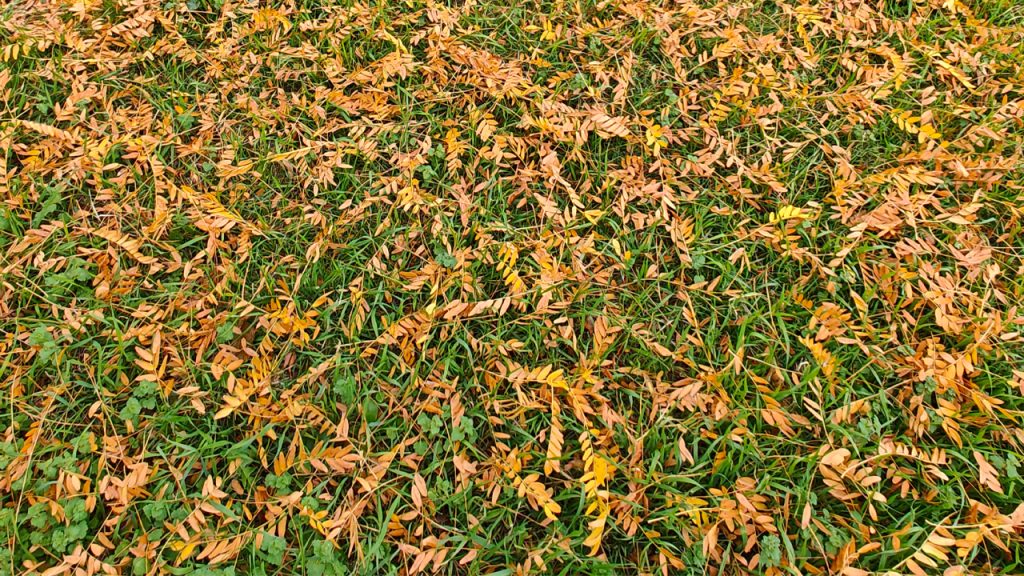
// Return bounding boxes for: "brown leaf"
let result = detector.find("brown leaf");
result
[974,451,1003,494]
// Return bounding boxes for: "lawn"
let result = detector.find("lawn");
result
[2,0,1023,574]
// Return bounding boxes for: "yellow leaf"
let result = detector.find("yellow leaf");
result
[645,124,667,155]
[583,210,604,225]
[546,369,568,390]
[171,540,198,563]
[769,205,812,224]
[936,60,975,90]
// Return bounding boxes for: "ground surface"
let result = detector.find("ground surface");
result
[2,0,1024,574]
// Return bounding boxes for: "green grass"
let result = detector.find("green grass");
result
[1,0,1023,574]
